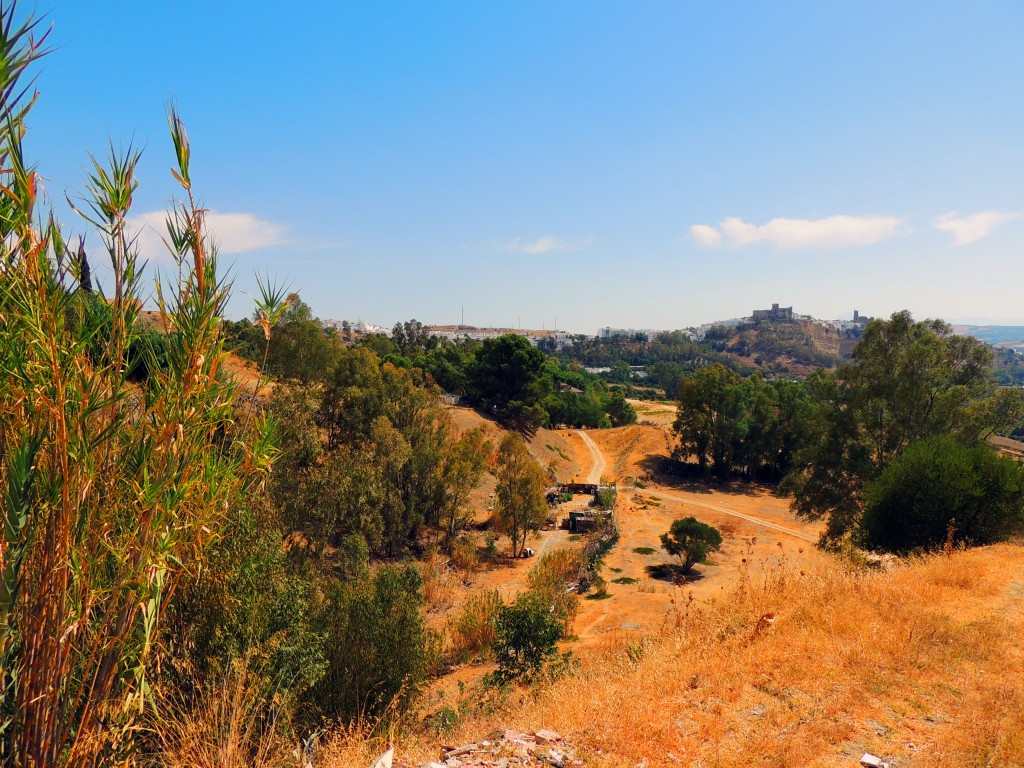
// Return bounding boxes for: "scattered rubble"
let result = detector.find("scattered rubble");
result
[381,728,586,768]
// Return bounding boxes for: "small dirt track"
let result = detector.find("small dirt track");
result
[644,489,817,543]
[578,428,817,544]
[576,430,606,485]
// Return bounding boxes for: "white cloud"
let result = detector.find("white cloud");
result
[688,224,722,247]
[932,210,1021,246]
[126,209,287,261]
[504,235,594,255]
[690,214,906,251]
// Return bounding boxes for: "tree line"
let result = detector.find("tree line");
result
[224,314,638,430]
[672,311,1024,551]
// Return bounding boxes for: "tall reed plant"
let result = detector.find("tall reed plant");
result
[0,4,275,764]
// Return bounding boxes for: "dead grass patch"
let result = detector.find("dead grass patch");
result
[444,544,1024,767]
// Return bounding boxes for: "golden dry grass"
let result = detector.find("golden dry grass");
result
[163,545,1024,767]
[436,543,1024,767]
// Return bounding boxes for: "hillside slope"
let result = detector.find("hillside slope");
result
[447,543,1024,766]
[707,318,848,375]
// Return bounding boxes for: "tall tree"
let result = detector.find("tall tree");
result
[494,433,548,557]
[439,427,490,550]
[784,311,1023,544]
[674,364,746,478]
[469,334,551,428]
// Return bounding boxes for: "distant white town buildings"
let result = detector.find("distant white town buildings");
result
[425,326,570,348]
[597,327,657,341]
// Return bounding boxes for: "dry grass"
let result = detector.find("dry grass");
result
[420,554,456,612]
[439,543,1024,767]
[446,587,503,662]
[156,662,290,768]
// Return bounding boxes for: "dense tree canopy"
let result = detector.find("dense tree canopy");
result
[673,366,812,481]
[783,311,1024,544]
[860,436,1024,553]
[468,334,552,428]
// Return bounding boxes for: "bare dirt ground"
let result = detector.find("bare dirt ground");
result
[990,434,1024,460]
[627,398,677,428]
[423,413,824,713]
[566,425,823,650]
[221,351,271,399]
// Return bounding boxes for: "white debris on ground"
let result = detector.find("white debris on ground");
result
[381,728,586,767]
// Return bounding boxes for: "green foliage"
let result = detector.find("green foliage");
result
[660,517,723,573]
[266,298,343,384]
[860,436,1024,553]
[126,328,172,382]
[491,592,564,684]
[671,366,815,481]
[0,25,275,761]
[438,427,491,550]
[607,390,637,426]
[494,433,550,557]
[306,566,428,724]
[594,487,617,510]
[673,366,811,481]
[784,311,1019,544]
[544,386,610,428]
[271,351,468,557]
[164,494,326,702]
[468,334,551,428]
[553,332,751,397]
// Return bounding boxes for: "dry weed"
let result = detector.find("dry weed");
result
[445,544,1024,767]
[155,661,289,768]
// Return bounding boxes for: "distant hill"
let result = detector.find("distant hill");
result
[953,325,1024,353]
[703,317,852,376]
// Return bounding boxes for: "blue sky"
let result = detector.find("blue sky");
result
[26,1,1024,332]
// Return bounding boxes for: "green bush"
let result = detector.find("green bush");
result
[165,494,326,703]
[861,436,1024,553]
[594,487,617,510]
[660,517,723,573]
[305,566,428,723]
[491,592,563,684]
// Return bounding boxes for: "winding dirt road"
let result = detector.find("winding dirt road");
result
[576,430,606,485]
[644,489,817,543]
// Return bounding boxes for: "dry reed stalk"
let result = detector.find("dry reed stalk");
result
[0,10,276,762]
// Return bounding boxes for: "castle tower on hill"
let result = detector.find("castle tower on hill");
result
[751,303,793,321]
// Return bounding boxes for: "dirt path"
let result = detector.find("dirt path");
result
[576,430,605,484]
[645,489,818,543]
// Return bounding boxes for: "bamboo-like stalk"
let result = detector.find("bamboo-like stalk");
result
[0,5,275,765]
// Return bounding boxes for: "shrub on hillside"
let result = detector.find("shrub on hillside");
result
[660,517,723,573]
[490,592,564,684]
[305,566,428,724]
[447,588,503,662]
[860,436,1024,553]
[528,548,584,630]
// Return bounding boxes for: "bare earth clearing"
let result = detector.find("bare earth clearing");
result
[369,408,1024,767]
[422,408,824,699]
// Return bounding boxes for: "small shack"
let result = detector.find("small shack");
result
[566,509,612,533]
[559,482,599,496]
